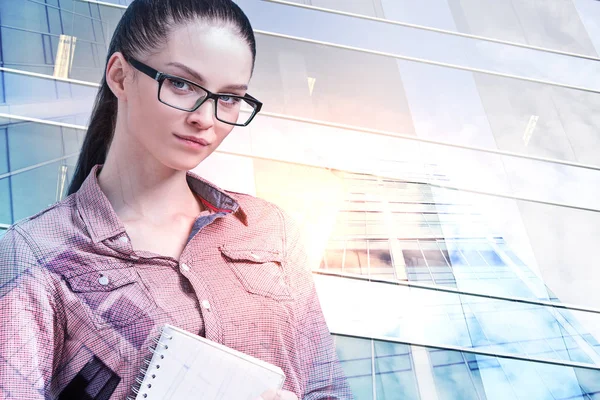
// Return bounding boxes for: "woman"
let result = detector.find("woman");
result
[0,0,351,399]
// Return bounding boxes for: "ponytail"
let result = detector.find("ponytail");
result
[67,77,117,195]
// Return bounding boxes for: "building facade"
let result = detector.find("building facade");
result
[1,0,600,398]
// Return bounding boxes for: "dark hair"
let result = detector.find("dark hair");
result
[68,0,256,195]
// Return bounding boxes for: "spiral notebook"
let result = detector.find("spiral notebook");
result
[131,324,286,399]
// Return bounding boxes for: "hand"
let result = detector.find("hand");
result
[256,389,299,400]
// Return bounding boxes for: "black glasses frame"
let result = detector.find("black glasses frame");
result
[127,57,262,127]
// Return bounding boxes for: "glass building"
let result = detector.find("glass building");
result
[1,0,600,398]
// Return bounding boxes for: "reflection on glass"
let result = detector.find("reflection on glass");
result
[334,335,420,399]
[0,179,12,226]
[9,160,75,222]
[317,274,600,367]
[0,128,8,175]
[373,340,420,399]
[334,334,600,400]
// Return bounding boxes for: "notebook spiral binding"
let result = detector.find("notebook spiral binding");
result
[126,326,174,400]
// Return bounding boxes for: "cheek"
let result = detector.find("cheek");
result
[126,79,174,133]
[129,96,177,136]
[214,124,235,144]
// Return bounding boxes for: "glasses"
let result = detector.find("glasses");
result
[127,58,262,126]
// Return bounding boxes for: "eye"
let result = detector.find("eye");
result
[219,95,242,106]
[166,78,192,92]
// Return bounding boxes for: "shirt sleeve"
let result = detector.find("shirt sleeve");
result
[0,227,64,399]
[278,209,354,400]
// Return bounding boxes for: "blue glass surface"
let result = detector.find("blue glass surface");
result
[479,250,504,267]
[317,274,600,367]
[1,71,97,108]
[7,121,65,171]
[335,335,374,399]
[10,161,64,221]
[0,177,12,225]
[0,127,8,174]
[447,250,468,266]
[373,341,420,399]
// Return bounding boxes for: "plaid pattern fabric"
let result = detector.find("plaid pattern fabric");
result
[0,165,352,399]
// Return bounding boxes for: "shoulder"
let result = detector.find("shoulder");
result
[11,194,77,228]
[1,194,80,257]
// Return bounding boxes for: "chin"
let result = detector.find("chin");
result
[164,156,208,172]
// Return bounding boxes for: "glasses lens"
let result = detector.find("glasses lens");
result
[215,96,258,125]
[159,77,208,110]
[159,76,259,125]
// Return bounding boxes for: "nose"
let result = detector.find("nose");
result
[186,98,216,129]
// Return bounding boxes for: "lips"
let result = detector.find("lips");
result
[174,134,210,146]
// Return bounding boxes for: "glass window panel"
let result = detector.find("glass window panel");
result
[421,250,448,267]
[345,240,368,270]
[61,3,102,43]
[316,275,600,365]
[429,266,452,274]
[10,162,64,221]
[1,27,51,75]
[244,0,600,102]
[373,341,420,399]
[430,359,481,399]
[368,241,392,268]
[2,71,97,108]
[333,335,373,400]
[402,249,427,268]
[574,0,600,55]
[0,178,13,225]
[0,70,4,104]
[323,249,344,269]
[0,1,51,33]
[460,249,487,267]
[0,128,8,175]
[432,273,455,281]
[7,122,64,171]
[408,273,433,282]
[494,242,527,267]
[62,127,83,155]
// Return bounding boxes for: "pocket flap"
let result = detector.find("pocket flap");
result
[219,246,292,301]
[219,246,283,264]
[66,268,137,293]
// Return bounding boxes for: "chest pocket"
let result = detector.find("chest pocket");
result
[65,266,156,329]
[219,246,294,302]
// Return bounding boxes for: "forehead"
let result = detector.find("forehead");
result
[154,22,253,89]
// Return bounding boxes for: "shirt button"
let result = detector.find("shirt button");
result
[201,300,211,310]
[119,236,129,243]
[98,275,110,286]
[181,263,190,272]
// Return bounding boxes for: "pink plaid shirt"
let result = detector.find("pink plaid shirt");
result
[0,165,352,399]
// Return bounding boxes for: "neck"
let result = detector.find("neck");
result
[98,132,202,224]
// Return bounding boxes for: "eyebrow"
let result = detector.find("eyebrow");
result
[165,62,248,92]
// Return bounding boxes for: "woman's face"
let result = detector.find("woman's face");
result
[122,22,254,171]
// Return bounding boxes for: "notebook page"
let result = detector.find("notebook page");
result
[136,324,285,400]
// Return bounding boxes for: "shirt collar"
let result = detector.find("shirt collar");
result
[76,165,248,243]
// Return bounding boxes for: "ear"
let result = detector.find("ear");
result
[105,52,130,100]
